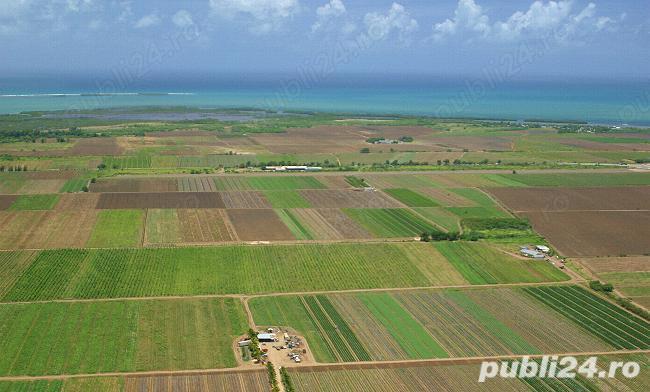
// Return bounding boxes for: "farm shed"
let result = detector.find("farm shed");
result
[520,249,545,259]
[257,333,277,342]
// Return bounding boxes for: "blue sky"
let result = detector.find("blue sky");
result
[1,0,649,80]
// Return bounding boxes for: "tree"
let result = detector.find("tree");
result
[359,147,370,153]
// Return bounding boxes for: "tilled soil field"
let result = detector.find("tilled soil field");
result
[0,210,97,249]
[55,193,100,210]
[91,178,179,192]
[177,209,238,242]
[177,177,218,192]
[97,192,225,209]
[487,186,650,212]
[68,137,124,155]
[521,210,650,257]
[292,208,373,240]
[220,191,272,209]
[578,256,650,273]
[123,370,269,392]
[226,209,294,241]
[0,195,17,210]
[299,189,401,208]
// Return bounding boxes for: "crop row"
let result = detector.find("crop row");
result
[523,286,650,349]
[344,208,436,237]
[301,296,370,362]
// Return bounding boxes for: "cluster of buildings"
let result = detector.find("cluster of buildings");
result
[263,166,322,172]
[519,245,550,259]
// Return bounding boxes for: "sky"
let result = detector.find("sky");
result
[1,0,649,81]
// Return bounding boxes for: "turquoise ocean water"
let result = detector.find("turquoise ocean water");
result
[0,75,648,125]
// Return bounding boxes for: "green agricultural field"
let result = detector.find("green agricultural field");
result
[263,190,311,208]
[492,172,650,187]
[1,243,479,301]
[8,194,60,210]
[523,285,650,350]
[276,209,314,240]
[344,208,437,237]
[59,178,89,193]
[103,155,152,169]
[357,292,448,359]
[145,209,182,244]
[0,298,247,376]
[87,209,144,248]
[344,176,369,188]
[384,188,439,207]
[434,242,569,284]
[213,176,325,190]
[411,207,460,232]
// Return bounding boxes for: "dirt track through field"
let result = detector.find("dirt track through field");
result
[0,349,646,382]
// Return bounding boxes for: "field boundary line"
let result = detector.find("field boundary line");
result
[0,349,646,382]
[0,281,583,306]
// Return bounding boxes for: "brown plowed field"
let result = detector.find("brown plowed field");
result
[578,256,650,273]
[252,126,367,153]
[521,210,650,257]
[226,209,294,241]
[299,208,373,239]
[124,370,269,392]
[299,189,401,208]
[487,186,650,212]
[178,209,238,242]
[317,176,354,189]
[68,137,123,155]
[177,177,218,192]
[97,192,225,209]
[55,193,100,210]
[0,210,97,249]
[0,195,17,210]
[91,178,179,192]
[220,191,271,209]
[419,188,475,206]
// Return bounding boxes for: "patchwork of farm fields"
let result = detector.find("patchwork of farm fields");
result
[251,285,639,362]
[578,256,650,309]
[0,242,566,301]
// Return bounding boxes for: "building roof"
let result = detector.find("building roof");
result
[257,333,276,340]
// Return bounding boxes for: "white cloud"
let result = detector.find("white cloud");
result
[312,0,352,33]
[433,0,490,40]
[433,0,617,43]
[364,2,418,42]
[66,0,94,13]
[172,9,194,28]
[134,13,161,29]
[0,0,34,34]
[209,0,300,33]
[117,1,133,23]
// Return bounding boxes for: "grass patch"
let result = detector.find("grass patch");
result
[59,178,88,193]
[344,208,438,238]
[412,207,460,232]
[8,194,59,210]
[384,188,439,207]
[247,176,325,190]
[344,176,369,188]
[87,209,144,248]
[263,190,311,208]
